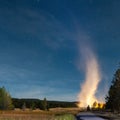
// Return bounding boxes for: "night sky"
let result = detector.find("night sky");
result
[0,0,120,101]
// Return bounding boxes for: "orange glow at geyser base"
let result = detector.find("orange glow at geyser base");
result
[77,47,102,108]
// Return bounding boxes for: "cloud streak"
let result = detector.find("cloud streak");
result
[0,5,73,50]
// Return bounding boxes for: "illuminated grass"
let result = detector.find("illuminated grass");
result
[55,114,76,120]
[0,108,79,120]
[0,115,54,120]
[0,111,55,120]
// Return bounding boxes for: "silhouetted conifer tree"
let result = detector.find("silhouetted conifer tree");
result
[0,87,14,110]
[106,67,120,112]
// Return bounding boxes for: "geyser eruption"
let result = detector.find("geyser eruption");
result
[77,47,101,108]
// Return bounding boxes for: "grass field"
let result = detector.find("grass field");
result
[55,114,76,120]
[0,108,79,120]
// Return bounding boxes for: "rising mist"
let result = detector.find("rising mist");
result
[77,47,101,107]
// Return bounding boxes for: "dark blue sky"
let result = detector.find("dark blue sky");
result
[0,0,120,101]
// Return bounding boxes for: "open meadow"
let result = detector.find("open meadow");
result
[0,108,80,120]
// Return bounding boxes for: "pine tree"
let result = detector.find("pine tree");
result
[106,68,120,112]
[42,98,48,110]
[92,101,97,109]
[30,102,35,110]
[0,87,14,110]
[22,102,26,111]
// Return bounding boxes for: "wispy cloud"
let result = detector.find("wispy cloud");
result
[0,64,34,83]
[0,5,74,50]
[0,63,77,100]
[12,85,54,99]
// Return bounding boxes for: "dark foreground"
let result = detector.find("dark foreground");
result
[76,112,106,120]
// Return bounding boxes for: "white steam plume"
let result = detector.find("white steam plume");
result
[77,47,101,108]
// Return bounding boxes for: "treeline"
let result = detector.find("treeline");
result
[12,98,77,110]
[0,86,77,110]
